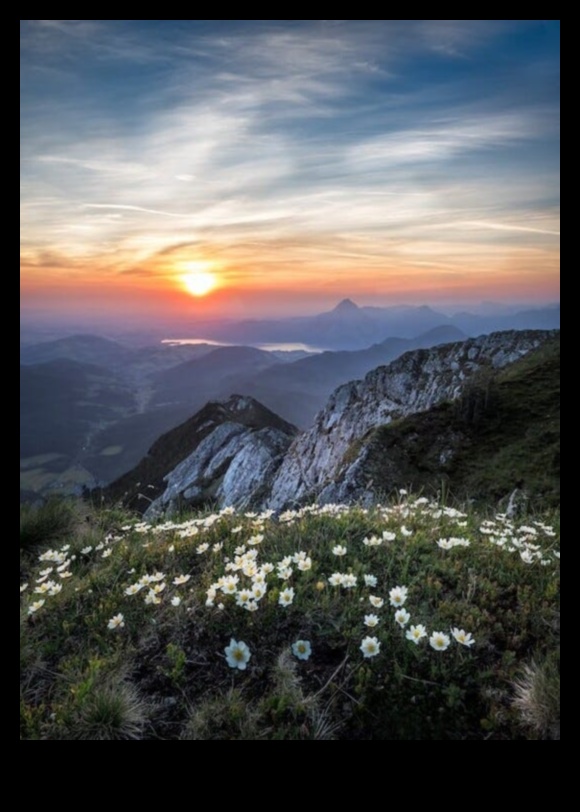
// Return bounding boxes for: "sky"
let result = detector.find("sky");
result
[20,20,560,323]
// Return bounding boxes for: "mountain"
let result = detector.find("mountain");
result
[20,333,223,376]
[194,301,453,350]
[332,298,359,314]
[268,329,557,510]
[20,334,132,368]
[451,304,560,336]
[19,340,285,496]
[316,335,560,507]
[105,329,557,516]
[152,346,278,409]
[182,300,559,351]
[235,325,467,428]
[103,395,298,514]
[20,359,134,494]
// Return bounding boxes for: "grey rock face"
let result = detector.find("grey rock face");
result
[266,330,555,509]
[144,422,292,518]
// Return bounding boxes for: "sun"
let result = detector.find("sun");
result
[180,262,219,297]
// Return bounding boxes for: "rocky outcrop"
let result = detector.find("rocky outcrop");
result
[266,330,557,509]
[104,394,297,515]
[107,330,557,517]
[144,421,292,517]
[130,395,297,517]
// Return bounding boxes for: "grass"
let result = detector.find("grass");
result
[20,497,81,553]
[362,336,560,508]
[20,496,560,740]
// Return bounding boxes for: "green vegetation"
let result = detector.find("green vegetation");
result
[363,336,560,507]
[20,497,81,553]
[20,496,560,740]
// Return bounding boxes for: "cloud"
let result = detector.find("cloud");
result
[462,221,560,237]
[82,204,187,219]
[20,21,560,306]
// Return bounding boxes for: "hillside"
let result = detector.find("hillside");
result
[269,330,558,509]
[20,497,560,740]
[357,335,560,507]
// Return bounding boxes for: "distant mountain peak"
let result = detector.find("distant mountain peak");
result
[332,298,359,313]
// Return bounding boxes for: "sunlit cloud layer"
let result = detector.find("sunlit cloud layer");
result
[20,20,560,319]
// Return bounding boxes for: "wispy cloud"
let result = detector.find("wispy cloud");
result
[82,204,187,219]
[20,21,560,312]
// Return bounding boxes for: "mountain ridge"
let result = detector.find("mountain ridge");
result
[103,329,558,515]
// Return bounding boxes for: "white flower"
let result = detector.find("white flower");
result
[342,574,357,589]
[224,639,251,670]
[364,614,380,628]
[173,574,191,586]
[394,608,411,627]
[360,636,381,658]
[125,583,143,596]
[329,573,345,586]
[389,585,408,607]
[364,574,378,587]
[107,613,125,630]
[369,595,384,608]
[292,640,312,660]
[451,628,475,647]
[382,531,396,542]
[248,534,264,546]
[28,599,45,615]
[252,583,267,600]
[235,589,253,607]
[406,624,427,644]
[297,557,312,571]
[80,546,93,555]
[144,590,161,605]
[20,583,28,594]
[170,596,182,607]
[101,548,113,558]
[363,535,382,547]
[332,545,347,556]
[429,631,451,651]
[277,567,293,581]
[278,587,295,607]
[47,583,63,596]
[221,576,239,594]
[401,526,413,537]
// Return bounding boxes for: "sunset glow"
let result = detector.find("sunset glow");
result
[180,263,219,297]
[182,272,218,297]
[20,20,560,325]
